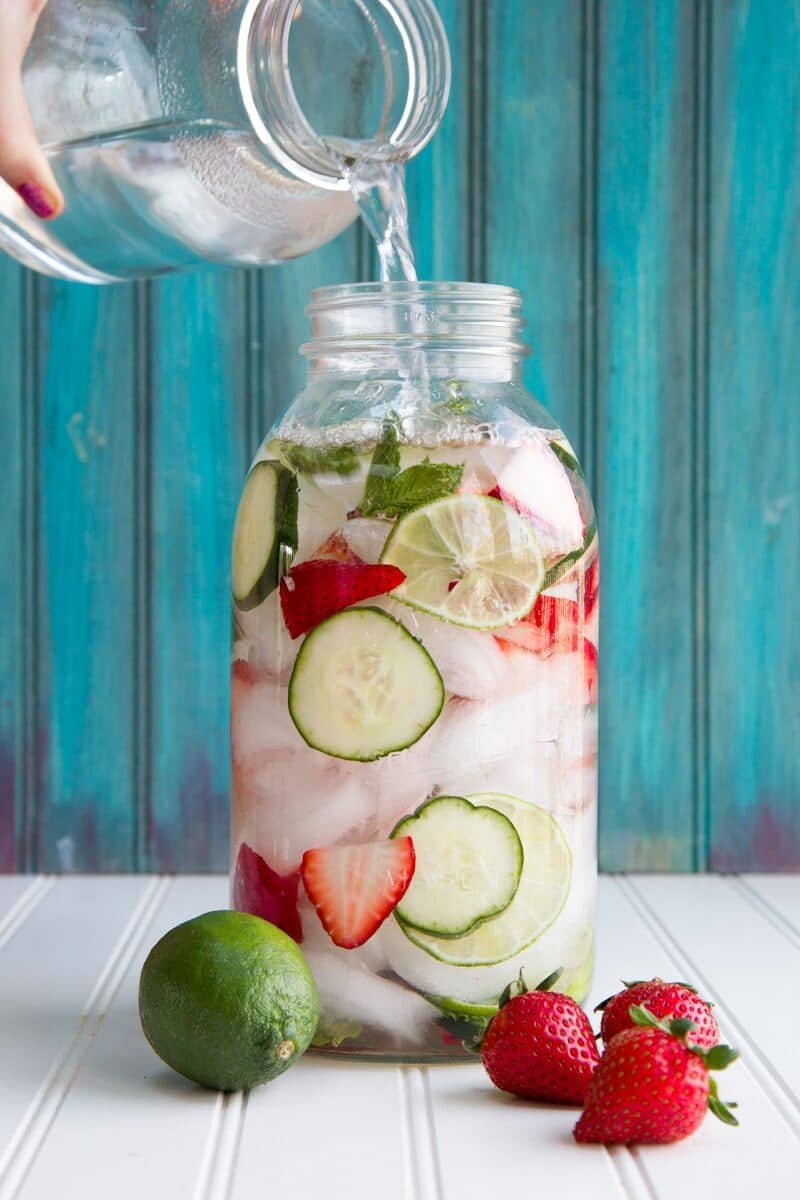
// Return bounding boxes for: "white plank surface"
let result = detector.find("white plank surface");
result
[0,874,796,1200]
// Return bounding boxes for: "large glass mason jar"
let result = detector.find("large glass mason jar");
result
[231,283,598,1060]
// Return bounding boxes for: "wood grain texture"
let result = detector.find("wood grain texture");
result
[405,0,472,281]
[0,263,23,870]
[0,1,798,873]
[148,272,250,872]
[594,0,699,870]
[484,0,586,449]
[705,0,800,870]
[4,876,800,1197]
[33,282,138,871]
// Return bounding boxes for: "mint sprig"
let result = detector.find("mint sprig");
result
[277,440,359,477]
[311,1015,362,1048]
[361,422,464,518]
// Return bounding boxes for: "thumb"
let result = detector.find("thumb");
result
[0,0,64,219]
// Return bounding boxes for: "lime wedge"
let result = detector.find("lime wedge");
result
[398,792,572,967]
[380,495,545,630]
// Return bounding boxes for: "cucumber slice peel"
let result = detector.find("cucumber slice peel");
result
[288,607,444,762]
[232,461,298,610]
[392,795,523,937]
[398,792,572,967]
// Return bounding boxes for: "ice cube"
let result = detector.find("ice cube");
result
[303,949,434,1047]
[342,517,392,563]
[231,668,303,763]
[299,894,389,972]
[483,437,584,558]
[376,598,509,701]
[295,477,346,562]
[235,591,299,681]
[233,750,377,873]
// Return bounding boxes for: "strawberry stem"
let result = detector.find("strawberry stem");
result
[630,1003,740,1124]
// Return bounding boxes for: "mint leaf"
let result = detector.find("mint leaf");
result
[362,421,402,515]
[311,1015,362,1048]
[361,422,464,518]
[370,459,464,518]
[277,441,359,476]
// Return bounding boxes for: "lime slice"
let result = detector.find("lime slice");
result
[380,495,545,630]
[398,792,572,966]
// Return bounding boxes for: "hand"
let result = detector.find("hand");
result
[0,0,63,218]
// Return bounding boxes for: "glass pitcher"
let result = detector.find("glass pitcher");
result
[230,282,599,1059]
[0,0,449,284]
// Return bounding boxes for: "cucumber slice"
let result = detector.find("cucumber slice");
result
[288,607,444,761]
[398,792,572,967]
[392,796,523,937]
[232,461,298,611]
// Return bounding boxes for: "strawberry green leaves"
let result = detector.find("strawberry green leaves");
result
[361,421,463,518]
[629,1003,739,1126]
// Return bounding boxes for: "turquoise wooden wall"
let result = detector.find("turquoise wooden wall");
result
[1,0,798,873]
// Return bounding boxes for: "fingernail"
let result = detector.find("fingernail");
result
[17,182,57,220]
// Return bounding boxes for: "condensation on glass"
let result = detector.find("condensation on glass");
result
[0,0,449,282]
[230,282,599,1060]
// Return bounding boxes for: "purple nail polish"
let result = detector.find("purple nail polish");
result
[17,182,56,220]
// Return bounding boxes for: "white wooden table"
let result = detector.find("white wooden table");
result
[0,875,798,1199]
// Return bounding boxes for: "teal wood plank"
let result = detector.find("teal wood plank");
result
[34,282,137,870]
[0,262,23,870]
[594,0,698,869]
[403,0,471,282]
[257,232,363,437]
[706,0,800,870]
[484,0,585,448]
[148,270,250,871]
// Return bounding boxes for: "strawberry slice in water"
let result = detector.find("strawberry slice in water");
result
[585,556,599,619]
[280,559,406,638]
[232,842,303,943]
[312,530,362,564]
[584,638,598,706]
[495,595,581,655]
[301,837,415,949]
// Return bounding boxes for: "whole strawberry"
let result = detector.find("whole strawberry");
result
[574,1005,738,1144]
[481,971,599,1104]
[597,978,719,1049]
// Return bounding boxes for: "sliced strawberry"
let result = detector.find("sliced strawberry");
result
[232,842,303,942]
[279,559,406,639]
[585,555,599,619]
[300,837,415,949]
[231,657,258,686]
[584,638,598,705]
[312,530,362,564]
[494,595,581,655]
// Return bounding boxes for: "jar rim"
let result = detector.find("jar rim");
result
[306,280,523,311]
[301,281,529,373]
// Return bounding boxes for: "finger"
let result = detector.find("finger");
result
[0,1,64,218]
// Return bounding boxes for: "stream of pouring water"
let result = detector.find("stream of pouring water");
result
[346,158,418,283]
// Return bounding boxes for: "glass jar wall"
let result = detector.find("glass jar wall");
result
[230,283,598,1060]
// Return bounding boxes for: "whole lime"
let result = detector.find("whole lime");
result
[139,910,319,1091]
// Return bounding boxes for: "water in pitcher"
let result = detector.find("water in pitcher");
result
[0,0,449,282]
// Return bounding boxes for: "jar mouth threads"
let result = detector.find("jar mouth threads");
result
[302,281,529,367]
